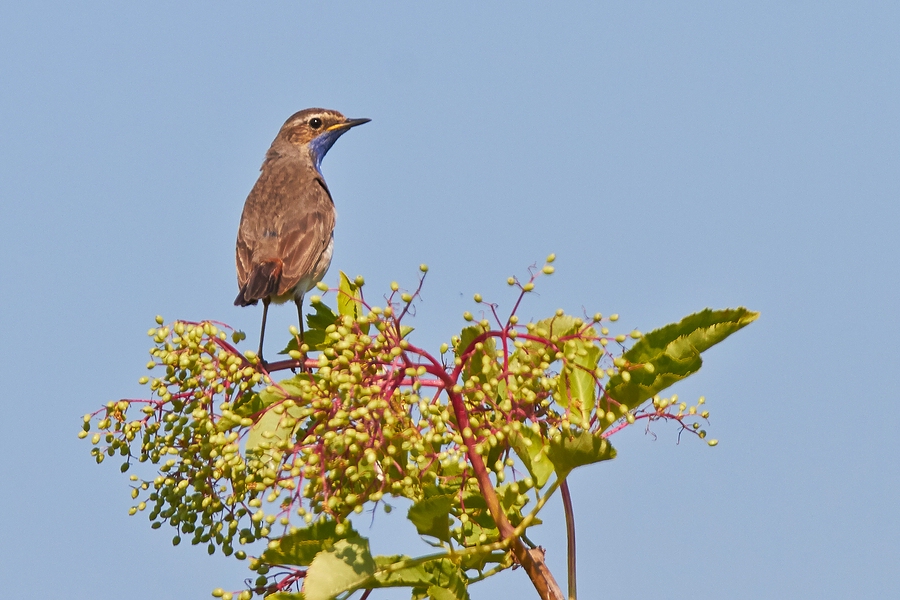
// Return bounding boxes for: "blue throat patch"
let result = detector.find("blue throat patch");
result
[309,129,347,174]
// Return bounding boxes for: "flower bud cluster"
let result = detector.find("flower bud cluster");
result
[640,393,716,444]
[81,319,277,557]
[81,267,720,599]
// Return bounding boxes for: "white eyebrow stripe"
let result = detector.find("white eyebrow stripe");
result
[285,113,339,129]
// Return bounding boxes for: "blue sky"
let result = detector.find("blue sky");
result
[1,2,897,598]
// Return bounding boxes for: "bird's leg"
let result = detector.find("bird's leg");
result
[294,295,308,372]
[257,298,270,364]
[295,295,305,341]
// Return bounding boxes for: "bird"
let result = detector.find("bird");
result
[234,108,369,363]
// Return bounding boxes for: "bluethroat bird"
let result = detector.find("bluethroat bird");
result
[234,108,369,362]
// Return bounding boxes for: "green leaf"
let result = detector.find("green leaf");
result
[408,495,453,543]
[336,272,369,336]
[260,520,359,567]
[373,555,433,588]
[456,490,500,546]
[605,307,758,410]
[266,593,304,600]
[304,536,376,600]
[457,325,498,387]
[496,481,537,532]
[279,301,339,355]
[337,271,360,318]
[424,560,469,600]
[546,430,616,478]
[245,386,303,452]
[554,341,600,426]
[305,301,339,351]
[532,315,580,339]
[428,582,469,600]
[456,325,485,359]
[508,427,554,488]
[307,300,339,332]
[372,556,469,599]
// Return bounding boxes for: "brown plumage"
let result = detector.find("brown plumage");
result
[235,108,369,361]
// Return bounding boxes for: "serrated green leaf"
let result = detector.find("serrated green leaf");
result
[260,521,360,567]
[605,307,758,409]
[408,495,453,543]
[496,481,536,532]
[245,387,304,452]
[373,554,433,588]
[424,560,469,600]
[428,584,468,600]
[279,302,340,355]
[456,325,484,359]
[546,430,616,478]
[214,411,243,432]
[532,315,580,339]
[554,341,600,426]
[372,556,469,599]
[304,537,376,600]
[307,300,339,332]
[337,271,360,319]
[508,427,554,488]
[456,492,500,547]
[223,375,307,432]
[336,272,369,335]
[457,325,498,388]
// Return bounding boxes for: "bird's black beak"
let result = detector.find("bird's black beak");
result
[326,117,371,132]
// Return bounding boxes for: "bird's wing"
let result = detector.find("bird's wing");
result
[275,177,336,296]
[235,227,254,290]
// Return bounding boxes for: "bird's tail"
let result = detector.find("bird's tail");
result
[234,258,284,306]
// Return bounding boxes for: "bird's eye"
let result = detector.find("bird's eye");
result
[309,118,323,129]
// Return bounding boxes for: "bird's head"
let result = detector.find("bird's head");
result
[274,108,370,172]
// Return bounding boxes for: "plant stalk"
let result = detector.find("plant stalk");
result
[561,480,577,600]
